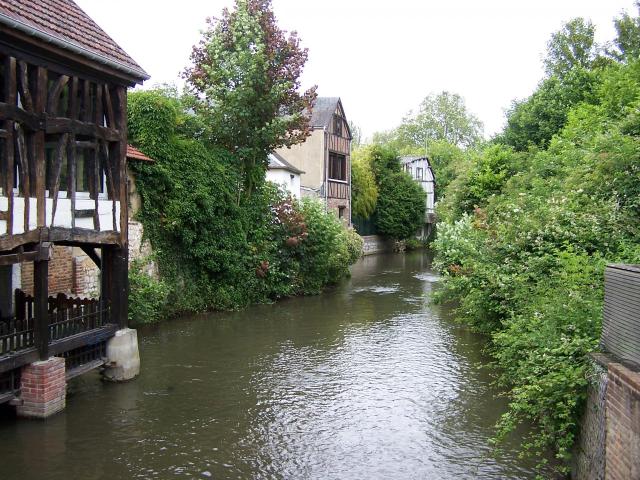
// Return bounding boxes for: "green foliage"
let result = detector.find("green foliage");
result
[433,15,640,474]
[183,0,316,195]
[376,171,426,240]
[351,148,379,218]
[128,260,170,326]
[396,91,484,148]
[543,17,597,79]
[128,89,359,317]
[609,1,640,61]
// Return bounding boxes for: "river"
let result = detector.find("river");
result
[0,252,544,479]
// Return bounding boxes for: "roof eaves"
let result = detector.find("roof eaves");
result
[0,12,150,82]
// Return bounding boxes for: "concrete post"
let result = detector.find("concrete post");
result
[102,328,140,381]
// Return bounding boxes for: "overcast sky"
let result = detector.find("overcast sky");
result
[76,0,637,140]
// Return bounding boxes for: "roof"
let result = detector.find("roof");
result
[400,155,431,165]
[126,145,154,162]
[0,0,149,81]
[268,152,304,174]
[310,97,340,128]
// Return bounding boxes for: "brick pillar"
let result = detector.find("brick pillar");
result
[17,357,66,419]
[605,363,640,480]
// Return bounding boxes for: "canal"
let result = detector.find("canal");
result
[0,252,545,479]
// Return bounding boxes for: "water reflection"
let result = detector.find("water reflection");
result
[0,252,543,479]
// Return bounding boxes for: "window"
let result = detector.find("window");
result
[333,115,343,136]
[329,152,346,181]
[408,166,413,177]
[416,167,423,180]
[338,206,345,219]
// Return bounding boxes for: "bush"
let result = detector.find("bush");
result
[375,171,426,240]
[128,261,170,326]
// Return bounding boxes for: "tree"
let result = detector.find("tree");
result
[184,0,317,197]
[609,1,640,61]
[349,120,362,148]
[395,91,484,149]
[543,18,597,79]
[376,171,426,240]
[351,147,379,218]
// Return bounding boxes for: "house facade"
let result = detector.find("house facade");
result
[400,156,436,238]
[266,151,303,198]
[275,97,352,222]
[0,0,148,415]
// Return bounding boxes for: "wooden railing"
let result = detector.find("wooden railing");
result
[327,180,349,200]
[0,290,107,356]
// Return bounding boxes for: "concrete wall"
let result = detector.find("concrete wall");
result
[275,129,325,190]
[362,235,395,256]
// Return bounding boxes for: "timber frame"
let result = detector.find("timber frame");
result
[0,2,147,395]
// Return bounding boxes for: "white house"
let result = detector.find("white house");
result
[266,152,304,198]
[400,156,436,238]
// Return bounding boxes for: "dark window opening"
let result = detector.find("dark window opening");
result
[333,115,342,136]
[329,152,346,181]
[416,167,423,180]
[338,206,346,219]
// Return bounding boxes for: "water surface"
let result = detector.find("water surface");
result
[0,252,542,479]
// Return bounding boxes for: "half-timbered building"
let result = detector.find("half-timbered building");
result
[0,0,148,416]
[400,156,436,239]
[275,97,352,222]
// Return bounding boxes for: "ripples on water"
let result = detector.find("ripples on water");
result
[0,252,545,479]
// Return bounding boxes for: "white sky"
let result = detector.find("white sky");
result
[76,0,637,140]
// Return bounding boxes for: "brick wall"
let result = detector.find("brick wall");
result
[327,197,350,225]
[573,359,607,480]
[17,357,66,419]
[74,254,99,297]
[605,363,640,480]
[21,246,75,296]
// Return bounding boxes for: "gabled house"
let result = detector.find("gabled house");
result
[266,151,304,198]
[0,0,148,415]
[275,97,352,222]
[400,156,436,238]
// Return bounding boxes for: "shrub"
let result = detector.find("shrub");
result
[128,261,170,326]
[375,171,425,240]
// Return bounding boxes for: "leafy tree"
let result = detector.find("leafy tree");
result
[348,120,362,148]
[376,171,426,240]
[499,68,598,150]
[543,18,597,78]
[351,149,378,218]
[396,91,483,149]
[609,1,640,61]
[183,0,317,196]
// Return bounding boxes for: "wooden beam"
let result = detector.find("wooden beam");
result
[49,133,68,226]
[34,66,47,228]
[33,255,49,360]
[17,61,33,112]
[46,75,69,115]
[80,245,101,268]
[4,57,16,237]
[0,242,51,266]
[15,124,30,231]
[45,118,120,142]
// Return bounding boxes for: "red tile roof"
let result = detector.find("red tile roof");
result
[126,145,154,163]
[0,0,148,80]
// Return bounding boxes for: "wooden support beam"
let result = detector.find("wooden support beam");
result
[0,242,52,266]
[34,67,47,228]
[17,61,33,112]
[46,75,69,114]
[108,246,128,329]
[33,253,49,360]
[49,133,68,226]
[80,245,101,269]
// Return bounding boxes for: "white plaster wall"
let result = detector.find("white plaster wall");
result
[266,170,301,198]
[0,195,120,234]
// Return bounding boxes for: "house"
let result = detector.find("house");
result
[0,0,148,416]
[275,97,352,222]
[266,152,304,198]
[400,156,436,238]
